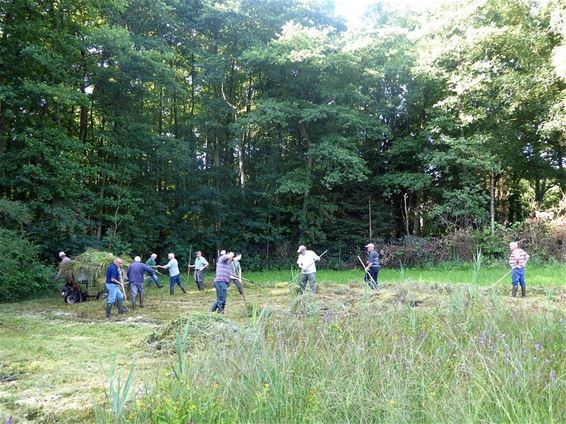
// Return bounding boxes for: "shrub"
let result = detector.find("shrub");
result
[0,228,55,302]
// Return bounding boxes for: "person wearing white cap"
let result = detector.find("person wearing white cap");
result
[364,243,380,289]
[59,251,71,264]
[296,245,321,294]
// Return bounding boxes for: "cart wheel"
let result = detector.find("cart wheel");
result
[65,293,78,304]
[96,291,108,300]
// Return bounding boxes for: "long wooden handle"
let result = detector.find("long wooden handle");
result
[357,256,377,286]
[494,269,513,285]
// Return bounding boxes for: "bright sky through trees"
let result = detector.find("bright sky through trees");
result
[333,0,443,27]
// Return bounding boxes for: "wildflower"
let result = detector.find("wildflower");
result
[388,399,396,407]
[550,369,557,382]
[521,346,527,357]
[479,331,487,349]
[535,343,542,353]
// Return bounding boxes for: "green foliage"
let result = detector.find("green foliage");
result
[0,228,54,302]
[0,0,564,272]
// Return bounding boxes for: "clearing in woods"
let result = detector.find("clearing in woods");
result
[1,265,566,422]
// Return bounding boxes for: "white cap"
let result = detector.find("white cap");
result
[297,245,306,253]
[59,251,66,257]
[134,256,141,262]
[365,243,375,248]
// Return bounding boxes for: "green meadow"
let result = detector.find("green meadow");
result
[1,264,566,423]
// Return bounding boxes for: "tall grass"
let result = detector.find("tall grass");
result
[117,288,566,423]
[244,262,566,287]
[96,358,136,423]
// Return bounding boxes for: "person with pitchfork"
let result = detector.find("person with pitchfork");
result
[509,241,529,298]
[158,253,187,295]
[105,257,128,319]
[364,243,380,289]
[296,245,321,294]
[210,252,235,314]
[189,251,209,291]
[230,253,244,296]
[126,256,154,309]
[145,253,163,288]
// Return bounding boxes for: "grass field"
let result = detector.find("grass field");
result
[1,263,566,423]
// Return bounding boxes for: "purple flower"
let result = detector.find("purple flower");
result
[535,343,542,352]
[550,369,557,382]
[479,331,487,349]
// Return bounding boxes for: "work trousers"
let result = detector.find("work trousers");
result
[130,281,144,297]
[106,283,124,304]
[365,266,379,289]
[299,272,317,294]
[195,270,205,291]
[511,267,526,288]
[211,281,228,313]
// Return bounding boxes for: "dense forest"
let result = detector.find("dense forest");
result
[1,0,565,270]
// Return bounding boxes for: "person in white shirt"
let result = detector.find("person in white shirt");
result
[296,245,321,294]
[157,253,186,295]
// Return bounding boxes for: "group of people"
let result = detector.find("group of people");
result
[98,250,245,318]
[59,239,530,319]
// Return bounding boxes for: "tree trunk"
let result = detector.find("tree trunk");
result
[490,170,496,235]
[413,191,421,236]
[299,123,312,238]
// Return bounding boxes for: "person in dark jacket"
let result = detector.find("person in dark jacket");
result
[127,256,154,309]
[364,243,380,289]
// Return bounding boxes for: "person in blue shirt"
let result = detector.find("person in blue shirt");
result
[105,257,127,319]
[127,256,154,309]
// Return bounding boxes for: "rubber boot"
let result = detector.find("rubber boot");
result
[117,298,127,314]
[512,286,518,297]
[139,293,144,308]
[521,285,526,298]
[210,302,218,313]
[170,287,174,295]
[180,284,187,294]
[157,282,163,288]
[106,303,112,319]
[131,295,136,310]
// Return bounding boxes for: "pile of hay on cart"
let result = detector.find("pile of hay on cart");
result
[58,249,132,292]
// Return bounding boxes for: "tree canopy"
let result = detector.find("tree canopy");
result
[1,0,564,266]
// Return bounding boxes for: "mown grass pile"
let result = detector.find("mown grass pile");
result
[99,287,566,423]
[58,249,132,291]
